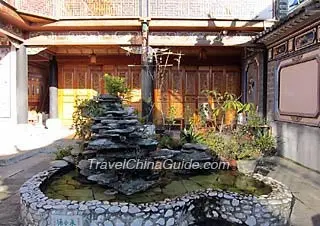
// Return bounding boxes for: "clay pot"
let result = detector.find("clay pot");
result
[228,159,238,171]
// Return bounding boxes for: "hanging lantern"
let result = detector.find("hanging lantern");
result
[90,53,96,64]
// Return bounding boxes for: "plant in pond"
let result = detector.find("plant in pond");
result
[158,135,181,149]
[72,97,102,142]
[180,127,204,144]
[55,146,73,160]
[104,74,129,98]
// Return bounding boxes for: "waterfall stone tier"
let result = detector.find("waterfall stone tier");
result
[78,94,218,195]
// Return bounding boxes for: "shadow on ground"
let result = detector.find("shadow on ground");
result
[0,137,77,226]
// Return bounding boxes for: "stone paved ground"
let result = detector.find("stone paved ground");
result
[0,151,319,225]
[268,158,320,226]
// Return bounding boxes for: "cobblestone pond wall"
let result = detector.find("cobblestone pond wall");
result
[20,162,294,226]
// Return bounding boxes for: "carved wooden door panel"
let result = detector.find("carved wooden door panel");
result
[116,66,130,88]
[198,67,211,113]
[184,67,198,122]
[226,68,241,97]
[130,68,142,113]
[169,68,184,118]
[90,65,104,96]
[212,68,226,94]
[246,61,259,105]
[58,65,76,125]
[154,69,170,124]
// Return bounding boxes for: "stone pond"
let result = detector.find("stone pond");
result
[19,95,294,226]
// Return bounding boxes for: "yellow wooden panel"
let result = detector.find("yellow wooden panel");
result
[170,102,184,118]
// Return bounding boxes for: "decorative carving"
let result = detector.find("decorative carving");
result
[27,31,142,45]
[295,28,316,51]
[91,71,102,92]
[273,42,287,58]
[77,71,86,89]
[288,39,294,52]
[290,116,302,122]
[64,71,73,88]
[132,71,141,89]
[199,72,210,92]
[0,21,23,39]
[246,60,259,105]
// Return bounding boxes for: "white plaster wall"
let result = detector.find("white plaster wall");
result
[0,45,17,127]
[271,121,320,172]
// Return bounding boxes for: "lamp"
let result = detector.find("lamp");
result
[90,51,96,64]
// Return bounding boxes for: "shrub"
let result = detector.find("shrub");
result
[55,146,73,160]
[201,128,276,160]
[104,74,129,97]
[254,133,277,155]
[158,135,181,149]
[180,127,204,144]
[72,97,102,141]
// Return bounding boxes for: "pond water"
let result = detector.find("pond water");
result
[44,170,272,204]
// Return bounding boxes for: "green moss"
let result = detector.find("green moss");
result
[182,180,203,192]
[44,170,272,203]
[52,184,76,192]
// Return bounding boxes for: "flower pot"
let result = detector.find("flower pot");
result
[228,159,238,171]
[237,159,258,174]
[237,113,247,125]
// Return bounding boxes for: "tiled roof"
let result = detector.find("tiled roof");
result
[253,0,320,43]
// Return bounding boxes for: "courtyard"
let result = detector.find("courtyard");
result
[0,0,320,225]
[0,134,319,225]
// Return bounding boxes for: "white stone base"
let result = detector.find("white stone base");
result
[46,118,62,130]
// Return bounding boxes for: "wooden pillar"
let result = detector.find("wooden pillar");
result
[49,56,58,118]
[141,20,154,123]
[16,45,28,124]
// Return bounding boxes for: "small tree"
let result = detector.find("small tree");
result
[104,74,129,98]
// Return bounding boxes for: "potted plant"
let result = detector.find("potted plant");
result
[104,74,129,99]
[234,125,276,174]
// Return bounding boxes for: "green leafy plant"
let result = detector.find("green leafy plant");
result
[72,97,102,142]
[201,126,276,160]
[246,111,266,127]
[104,74,129,97]
[202,90,253,133]
[201,131,227,157]
[254,133,277,155]
[55,146,73,160]
[158,135,181,149]
[166,106,177,131]
[180,127,205,144]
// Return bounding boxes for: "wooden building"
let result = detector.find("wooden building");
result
[251,0,320,172]
[0,0,278,126]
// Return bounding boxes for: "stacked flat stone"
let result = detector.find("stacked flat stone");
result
[78,94,159,195]
[77,94,219,195]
